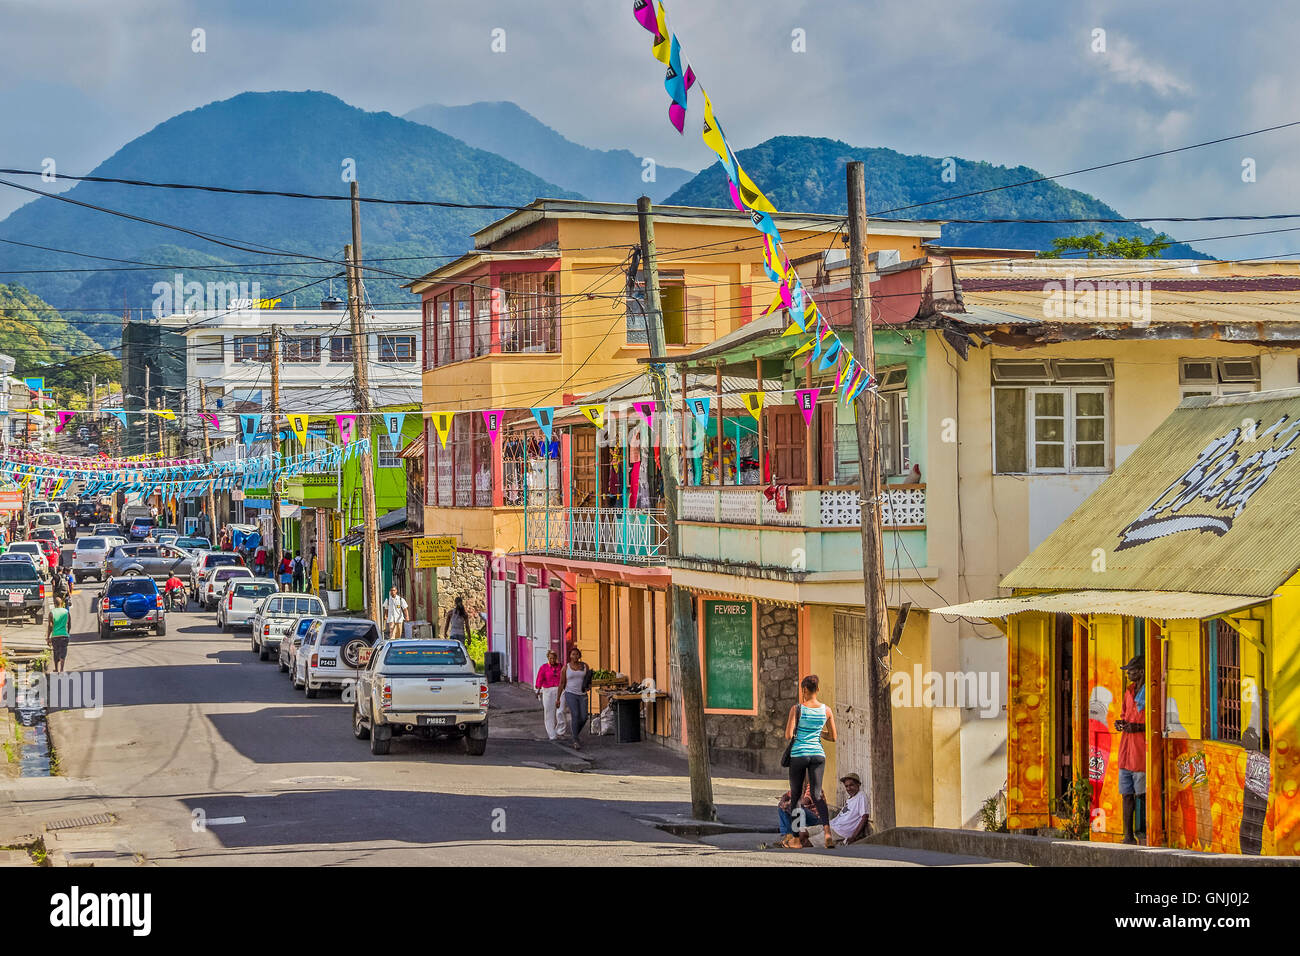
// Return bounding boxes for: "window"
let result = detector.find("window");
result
[194,335,224,363]
[625,271,704,346]
[502,436,526,506]
[423,298,437,368]
[474,288,492,357]
[378,444,401,469]
[430,415,493,506]
[233,335,269,362]
[499,272,559,353]
[436,296,451,366]
[1181,357,1260,399]
[453,287,471,362]
[378,335,416,364]
[993,360,1112,474]
[329,336,354,364]
[282,337,320,363]
[1203,620,1243,742]
[877,367,910,476]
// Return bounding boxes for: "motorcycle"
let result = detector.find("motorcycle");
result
[165,586,188,612]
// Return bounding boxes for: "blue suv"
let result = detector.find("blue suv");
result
[96,576,166,639]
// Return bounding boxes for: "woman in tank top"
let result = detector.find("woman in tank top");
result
[785,674,837,848]
[561,646,591,750]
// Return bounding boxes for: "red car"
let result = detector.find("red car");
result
[27,536,60,570]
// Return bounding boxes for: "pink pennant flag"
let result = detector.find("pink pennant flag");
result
[667,66,697,133]
[336,414,356,446]
[55,411,75,433]
[795,388,821,427]
[200,412,219,430]
[483,410,503,444]
[633,400,655,428]
[728,181,743,212]
[632,0,659,33]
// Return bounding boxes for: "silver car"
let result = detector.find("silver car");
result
[71,536,115,582]
[190,551,246,593]
[280,615,325,676]
[298,618,381,698]
[199,565,254,610]
[250,592,327,661]
[216,578,278,632]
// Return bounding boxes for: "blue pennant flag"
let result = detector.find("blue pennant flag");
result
[384,412,406,451]
[531,407,554,442]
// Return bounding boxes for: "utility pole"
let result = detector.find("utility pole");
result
[199,379,219,546]
[269,323,283,571]
[143,364,151,463]
[846,160,896,830]
[347,181,382,624]
[638,196,716,821]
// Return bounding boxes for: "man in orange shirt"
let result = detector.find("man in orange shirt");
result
[1114,655,1146,845]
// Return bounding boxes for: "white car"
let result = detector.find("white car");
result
[216,578,278,632]
[250,592,327,661]
[71,535,117,582]
[199,565,255,610]
[190,551,246,593]
[297,618,381,698]
[31,512,65,538]
[279,615,325,675]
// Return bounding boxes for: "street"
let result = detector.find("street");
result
[4,588,1003,867]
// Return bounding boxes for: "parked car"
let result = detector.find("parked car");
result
[104,543,195,580]
[95,575,165,638]
[127,517,157,541]
[174,536,211,552]
[71,536,115,581]
[190,551,246,593]
[0,551,46,580]
[216,579,278,633]
[352,639,489,755]
[299,618,381,699]
[279,615,324,675]
[93,524,123,537]
[0,559,47,624]
[154,529,179,546]
[199,565,254,610]
[7,543,51,580]
[250,592,327,660]
[32,512,65,538]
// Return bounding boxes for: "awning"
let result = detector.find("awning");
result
[935,590,1268,622]
[337,524,364,548]
[240,500,300,518]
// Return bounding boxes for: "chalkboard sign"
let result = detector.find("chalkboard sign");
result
[703,600,754,710]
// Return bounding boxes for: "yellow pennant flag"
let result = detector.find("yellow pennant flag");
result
[287,413,309,445]
[580,404,606,428]
[153,409,176,421]
[700,90,733,177]
[651,2,671,64]
[782,321,804,337]
[791,339,814,358]
[736,164,776,215]
[762,291,785,317]
[742,392,765,421]
[431,412,454,449]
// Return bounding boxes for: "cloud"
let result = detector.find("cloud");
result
[1094,36,1192,97]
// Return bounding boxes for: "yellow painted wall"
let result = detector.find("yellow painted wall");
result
[1267,576,1300,855]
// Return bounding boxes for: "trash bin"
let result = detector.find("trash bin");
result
[484,651,503,684]
[613,697,641,743]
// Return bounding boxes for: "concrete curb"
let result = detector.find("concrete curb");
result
[868,826,1300,866]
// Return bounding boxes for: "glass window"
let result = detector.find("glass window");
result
[473,415,492,506]
[454,287,471,362]
[994,388,1027,473]
[329,336,354,365]
[320,621,379,646]
[378,335,416,364]
[499,272,559,353]
[282,337,320,363]
[474,287,492,357]
[423,298,437,368]
[436,297,451,367]
[995,385,1110,474]
[233,335,269,362]
[452,415,472,507]
[383,643,469,667]
[1032,390,1066,471]
[194,335,224,363]
[435,432,453,506]
[502,436,526,507]
[378,445,401,469]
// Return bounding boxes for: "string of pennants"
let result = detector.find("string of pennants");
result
[0,439,370,500]
[628,1,877,404]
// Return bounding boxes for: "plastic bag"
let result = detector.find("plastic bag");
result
[590,705,615,736]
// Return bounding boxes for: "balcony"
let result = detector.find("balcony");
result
[523,505,668,565]
[676,483,927,574]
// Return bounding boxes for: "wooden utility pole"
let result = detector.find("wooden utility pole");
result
[638,196,716,821]
[846,160,896,830]
[143,364,151,461]
[199,379,219,545]
[269,323,283,570]
[346,182,382,624]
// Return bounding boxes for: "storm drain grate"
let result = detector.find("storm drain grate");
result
[45,813,115,831]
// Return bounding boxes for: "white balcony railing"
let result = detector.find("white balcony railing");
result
[677,484,926,529]
[524,505,668,564]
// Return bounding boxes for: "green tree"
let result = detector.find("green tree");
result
[1038,231,1173,259]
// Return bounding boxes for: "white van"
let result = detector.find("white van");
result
[33,512,65,538]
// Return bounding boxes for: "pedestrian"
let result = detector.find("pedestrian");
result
[63,566,75,597]
[444,597,470,644]
[67,515,77,541]
[278,553,293,592]
[784,674,837,849]
[46,594,71,674]
[291,550,305,592]
[383,585,408,641]
[561,646,593,750]
[1115,655,1147,845]
[254,543,268,577]
[534,649,564,741]
[308,548,318,594]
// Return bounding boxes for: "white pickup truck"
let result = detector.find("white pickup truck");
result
[352,639,489,756]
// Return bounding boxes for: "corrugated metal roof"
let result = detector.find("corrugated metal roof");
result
[959,288,1300,325]
[936,590,1267,621]
[1001,387,1300,596]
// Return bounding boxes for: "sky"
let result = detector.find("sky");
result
[1,0,1297,261]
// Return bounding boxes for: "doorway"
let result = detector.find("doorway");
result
[1053,614,1075,807]
[833,611,871,794]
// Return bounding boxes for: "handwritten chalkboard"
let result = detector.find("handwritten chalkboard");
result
[704,600,754,710]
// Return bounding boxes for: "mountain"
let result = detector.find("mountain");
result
[0,91,582,348]
[405,101,695,204]
[664,136,1206,258]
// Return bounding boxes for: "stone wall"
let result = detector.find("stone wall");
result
[704,602,799,776]
[436,552,486,628]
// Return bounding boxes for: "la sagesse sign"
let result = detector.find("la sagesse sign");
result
[1117,414,1300,550]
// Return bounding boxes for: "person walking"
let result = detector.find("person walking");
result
[383,586,408,641]
[444,597,470,644]
[254,543,268,577]
[46,594,71,674]
[291,550,305,592]
[307,548,318,594]
[277,553,293,592]
[534,649,565,741]
[561,646,592,750]
[785,674,837,848]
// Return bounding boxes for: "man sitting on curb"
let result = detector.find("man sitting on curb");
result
[777,782,822,849]
[827,772,872,845]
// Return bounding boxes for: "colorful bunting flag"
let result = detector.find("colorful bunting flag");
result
[200,412,219,430]
[482,410,503,445]
[384,412,406,450]
[431,412,454,449]
[287,414,309,445]
[795,388,820,427]
[687,396,711,427]
[335,414,356,446]
[580,404,606,428]
[531,407,554,442]
[23,377,42,394]
[633,400,655,428]
[742,392,765,422]
[239,414,261,445]
[54,411,75,433]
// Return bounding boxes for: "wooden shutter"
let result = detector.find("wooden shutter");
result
[767,405,807,485]
[572,429,597,507]
[819,403,835,484]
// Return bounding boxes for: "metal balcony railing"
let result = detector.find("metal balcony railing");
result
[524,505,668,564]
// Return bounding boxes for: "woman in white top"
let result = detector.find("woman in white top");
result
[562,646,590,749]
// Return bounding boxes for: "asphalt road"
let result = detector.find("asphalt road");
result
[22,586,1004,866]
